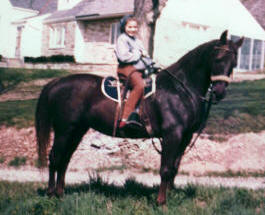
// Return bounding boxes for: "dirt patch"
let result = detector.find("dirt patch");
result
[0,126,264,175]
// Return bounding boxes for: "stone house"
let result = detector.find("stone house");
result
[42,0,134,67]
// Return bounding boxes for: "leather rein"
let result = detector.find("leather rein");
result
[164,68,231,153]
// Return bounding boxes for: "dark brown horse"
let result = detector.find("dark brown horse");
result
[36,31,243,205]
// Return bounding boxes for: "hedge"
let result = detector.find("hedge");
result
[24,55,75,64]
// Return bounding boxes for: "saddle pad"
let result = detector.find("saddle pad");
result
[101,75,156,103]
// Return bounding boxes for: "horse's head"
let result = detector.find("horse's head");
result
[210,30,244,102]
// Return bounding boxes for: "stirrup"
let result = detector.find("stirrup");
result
[126,112,143,127]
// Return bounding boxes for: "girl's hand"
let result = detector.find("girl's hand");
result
[141,50,149,57]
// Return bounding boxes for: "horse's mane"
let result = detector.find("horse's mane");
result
[167,39,220,74]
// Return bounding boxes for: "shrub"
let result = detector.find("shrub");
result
[0,156,5,164]
[8,156,27,167]
[0,55,2,62]
[24,55,76,64]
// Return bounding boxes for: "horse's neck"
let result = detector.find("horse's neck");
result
[168,45,212,96]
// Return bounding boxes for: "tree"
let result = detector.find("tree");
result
[134,0,168,57]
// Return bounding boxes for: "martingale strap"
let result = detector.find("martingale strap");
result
[211,75,231,83]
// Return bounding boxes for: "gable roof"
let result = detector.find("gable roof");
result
[9,0,57,14]
[45,0,134,23]
[241,0,265,29]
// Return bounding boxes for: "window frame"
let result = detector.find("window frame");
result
[49,26,66,49]
[110,22,120,45]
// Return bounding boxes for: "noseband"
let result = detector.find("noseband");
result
[211,75,231,83]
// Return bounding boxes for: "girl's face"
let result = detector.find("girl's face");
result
[125,20,138,37]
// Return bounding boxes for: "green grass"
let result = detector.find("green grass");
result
[205,78,265,135]
[0,99,37,128]
[0,179,264,215]
[0,67,69,92]
[8,156,27,167]
[0,68,70,128]
[0,67,69,83]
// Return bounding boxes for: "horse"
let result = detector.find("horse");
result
[36,30,243,205]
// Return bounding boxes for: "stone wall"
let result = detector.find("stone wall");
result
[23,62,117,76]
[81,18,120,64]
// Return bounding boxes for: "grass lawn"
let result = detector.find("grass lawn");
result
[0,67,69,85]
[0,179,264,215]
[0,68,70,128]
[204,78,265,135]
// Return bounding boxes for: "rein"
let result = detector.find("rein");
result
[164,69,232,153]
[164,69,215,152]
[186,84,213,153]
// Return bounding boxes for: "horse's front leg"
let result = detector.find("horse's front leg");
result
[157,134,181,205]
[167,133,193,191]
[168,157,182,190]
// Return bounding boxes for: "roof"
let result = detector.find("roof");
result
[241,0,265,29]
[9,0,58,14]
[163,0,265,40]
[45,0,134,23]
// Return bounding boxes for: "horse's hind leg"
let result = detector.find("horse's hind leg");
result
[47,149,56,197]
[47,133,67,197]
[53,127,88,197]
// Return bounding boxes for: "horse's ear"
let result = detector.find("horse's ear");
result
[235,37,244,48]
[220,30,228,44]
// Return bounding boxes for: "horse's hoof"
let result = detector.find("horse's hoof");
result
[47,189,55,198]
[55,190,64,198]
[157,197,166,206]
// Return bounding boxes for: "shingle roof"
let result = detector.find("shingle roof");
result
[241,0,265,29]
[9,0,58,14]
[45,0,134,23]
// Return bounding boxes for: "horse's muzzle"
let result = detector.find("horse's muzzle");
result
[212,81,227,103]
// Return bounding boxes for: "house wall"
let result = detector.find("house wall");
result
[20,14,51,58]
[0,1,38,58]
[42,21,76,56]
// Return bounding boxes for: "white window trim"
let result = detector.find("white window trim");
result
[49,26,66,49]
[110,22,120,45]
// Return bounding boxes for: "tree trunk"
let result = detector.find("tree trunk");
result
[134,0,167,57]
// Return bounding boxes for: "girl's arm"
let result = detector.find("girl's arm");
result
[115,35,142,63]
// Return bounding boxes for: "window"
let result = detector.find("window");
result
[231,35,264,71]
[239,37,251,70]
[252,39,262,70]
[110,22,120,44]
[49,26,66,48]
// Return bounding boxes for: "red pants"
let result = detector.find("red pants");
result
[117,65,145,120]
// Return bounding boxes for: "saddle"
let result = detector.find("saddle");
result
[101,74,156,103]
[101,73,157,137]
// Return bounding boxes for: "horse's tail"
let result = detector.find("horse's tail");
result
[35,84,52,168]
